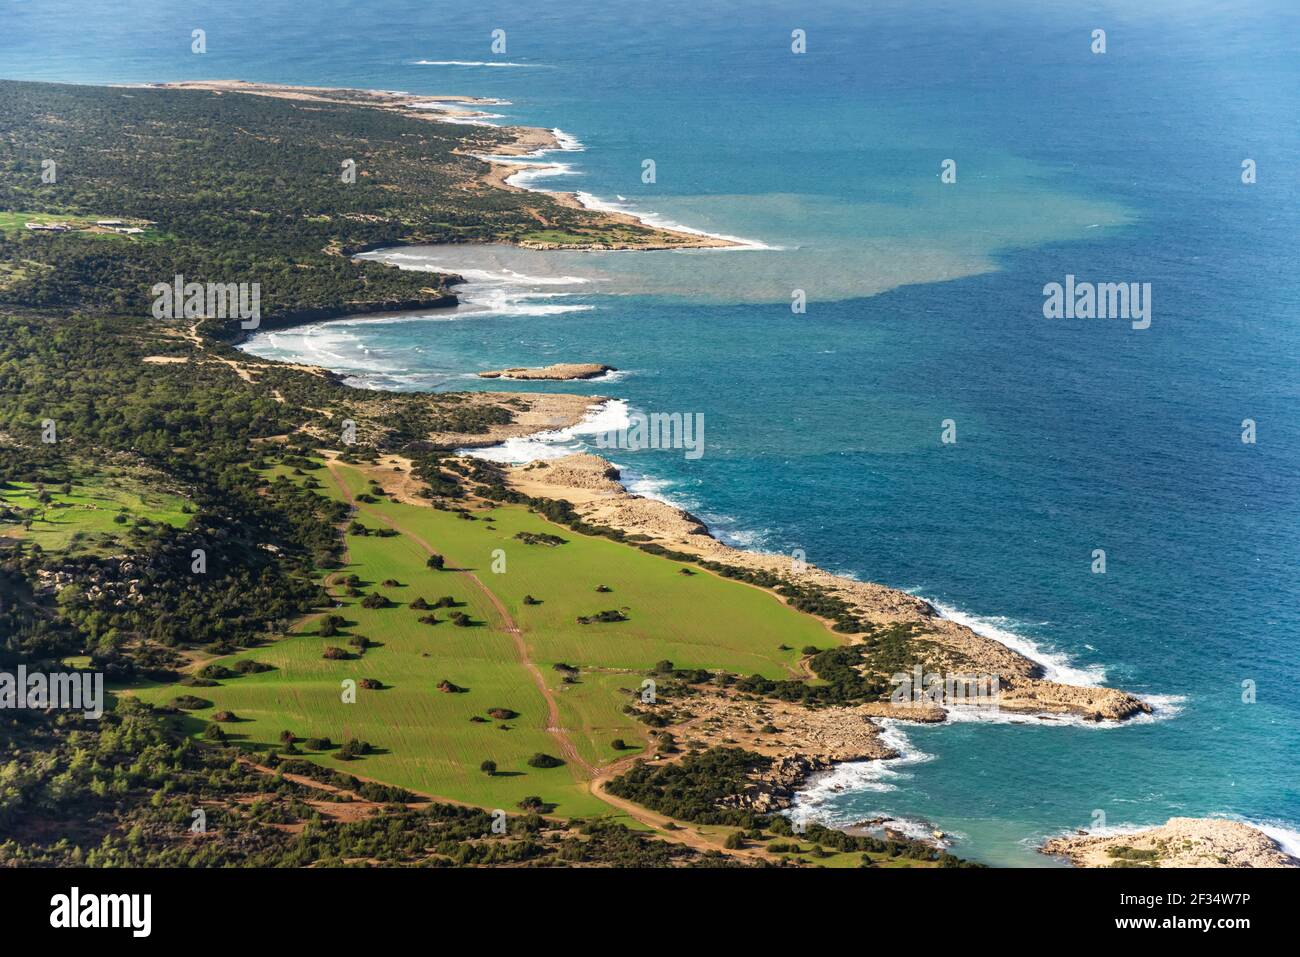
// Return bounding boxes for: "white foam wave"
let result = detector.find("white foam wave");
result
[1042,821,1154,849]
[590,449,770,551]
[473,149,551,161]
[409,96,512,106]
[551,128,585,151]
[564,398,631,436]
[1126,693,1186,724]
[246,327,399,374]
[405,101,508,126]
[466,399,631,463]
[1255,821,1300,860]
[506,163,581,189]
[570,191,779,250]
[480,268,592,286]
[795,720,933,807]
[354,247,603,322]
[922,599,1183,726]
[432,114,507,127]
[940,692,1185,730]
[412,60,548,68]
[927,599,1108,687]
[354,251,594,289]
[461,288,594,317]
[614,467,677,505]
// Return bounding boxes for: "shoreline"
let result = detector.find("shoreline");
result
[139,80,744,252]
[220,330,1172,852]
[481,447,1167,853]
[169,80,1256,865]
[470,141,750,250]
[502,451,1153,723]
[1040,818,1299,868]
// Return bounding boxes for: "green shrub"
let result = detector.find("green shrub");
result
[170,695,211,710]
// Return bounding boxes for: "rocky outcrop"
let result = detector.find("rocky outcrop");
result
[425,393,604,449]
[478,363,615,381]
[517,453,625,493]
[1043,818,1298,868]
[1000,677,1150,721]
[722,754,836,814]
[657,688,943,814]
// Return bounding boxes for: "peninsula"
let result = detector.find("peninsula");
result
[0,77,1205,872]
[1042,819,1298,868]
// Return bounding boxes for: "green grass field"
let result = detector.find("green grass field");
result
[131,460,839,819]
[0,475,191,553]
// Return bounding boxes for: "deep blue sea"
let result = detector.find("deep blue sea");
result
[6,0,1298,866]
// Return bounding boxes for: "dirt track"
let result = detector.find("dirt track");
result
[321,457,752,861]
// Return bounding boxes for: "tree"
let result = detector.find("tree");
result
[337,738,371,760]
[480,760,497,776]
[426,553,445,570]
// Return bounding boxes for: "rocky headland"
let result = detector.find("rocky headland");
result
[1042,818,1298,868]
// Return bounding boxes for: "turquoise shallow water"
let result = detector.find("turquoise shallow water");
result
[7,0,1298,866]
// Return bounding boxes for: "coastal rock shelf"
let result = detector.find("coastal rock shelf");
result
[478,363,615,381]
[1042,818,1298,868]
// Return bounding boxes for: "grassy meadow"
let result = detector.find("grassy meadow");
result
[0,474,191,553]
[130,459,838,819]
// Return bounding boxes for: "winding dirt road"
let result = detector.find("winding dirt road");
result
[325,459,589,774]
[323,457,753,861]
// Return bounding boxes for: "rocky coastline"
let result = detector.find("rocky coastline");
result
[506,452,1152,723]
[1042,818,1298,868]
